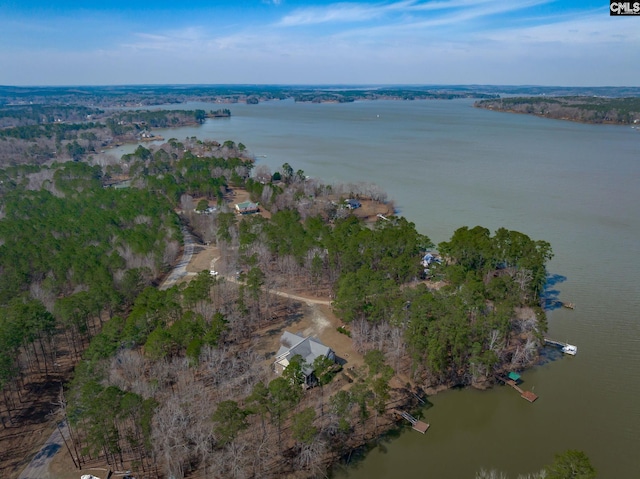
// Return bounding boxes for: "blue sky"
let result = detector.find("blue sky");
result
[0,0,637,86]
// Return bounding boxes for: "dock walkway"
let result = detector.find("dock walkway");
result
[495,375,538,403]
[393,409,430,433]
[544,338,578,355]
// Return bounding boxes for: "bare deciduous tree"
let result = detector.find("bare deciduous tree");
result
[254,164,272,184]
[108,349,151,397]
[180,194,195,212]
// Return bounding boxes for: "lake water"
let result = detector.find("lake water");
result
[111,99,640,477]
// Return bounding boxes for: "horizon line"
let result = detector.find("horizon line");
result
[2,83,640,89]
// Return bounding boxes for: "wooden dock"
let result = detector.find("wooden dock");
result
[495,375,538,403]
[394,409,430,433]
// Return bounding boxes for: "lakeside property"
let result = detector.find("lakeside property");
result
[1,124,555,479]
[131,98,639,478]
[2,95,639,478]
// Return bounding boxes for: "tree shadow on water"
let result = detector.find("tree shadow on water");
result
[546,273,567,287]
[543,290,562,310]
[331,425,405,477]
[543,273,567,311]
[537,345,565,365]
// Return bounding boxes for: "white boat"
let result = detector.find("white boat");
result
[562,344,578,355]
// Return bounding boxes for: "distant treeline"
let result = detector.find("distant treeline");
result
[3,85,640,109]
[291,89,498,103]
[111,109,207,127]
[0,104,104,128]
[0,85,502,107]
[475,96,640,124]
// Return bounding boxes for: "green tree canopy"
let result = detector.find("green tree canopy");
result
[546,449,596,479]
[292,407,317,445]
[212,400,248,446]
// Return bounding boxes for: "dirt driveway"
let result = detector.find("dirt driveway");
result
[184,236,364,371]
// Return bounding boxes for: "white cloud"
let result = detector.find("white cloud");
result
[276,0,415,26]
[480,13,640,45]
[123,27,213,52]
[276,0,552,27]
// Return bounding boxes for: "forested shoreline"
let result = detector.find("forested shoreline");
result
[1,108,554,478]
[475,96,640,124]
[0,106,229,166]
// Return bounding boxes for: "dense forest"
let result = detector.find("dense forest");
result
[475,96,640,124]
[0,124,554,478]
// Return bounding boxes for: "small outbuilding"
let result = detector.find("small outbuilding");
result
[507,371,522,382]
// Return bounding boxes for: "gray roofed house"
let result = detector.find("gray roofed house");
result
[274,331,335,386]
[235,201,259,214]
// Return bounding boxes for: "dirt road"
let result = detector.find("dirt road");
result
[18,421,66,479]
[159,225,195,290]
[223,274,332,307]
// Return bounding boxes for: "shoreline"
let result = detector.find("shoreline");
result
[474,105,636,126]
[473,97,640,128]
